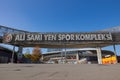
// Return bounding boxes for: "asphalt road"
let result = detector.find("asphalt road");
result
[0,64,120,80]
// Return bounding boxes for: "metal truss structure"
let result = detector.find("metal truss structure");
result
[99,26,120,32]
[1,25,120,37]
[0,25,29,43]
[0,25,120,48]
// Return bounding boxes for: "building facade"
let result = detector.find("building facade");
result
[0,46,17,63]
[43,49,115,64]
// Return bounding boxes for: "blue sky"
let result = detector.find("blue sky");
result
[0,0,120,55]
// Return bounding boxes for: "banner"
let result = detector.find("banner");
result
[3,32,112,43]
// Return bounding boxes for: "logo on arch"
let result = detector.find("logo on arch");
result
[4,34,13,43]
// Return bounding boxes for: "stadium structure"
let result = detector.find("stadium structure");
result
[0,25,120,64]
[43,49,116,64]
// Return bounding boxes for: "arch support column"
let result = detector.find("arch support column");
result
[11,45,15,63]
[96,47,102,64]
[18,46,23,60]
[113,45,118,64]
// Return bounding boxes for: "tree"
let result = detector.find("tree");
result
[43,57,50,61]
[24,53,31,59]
[31,46,42,63]
[22,49,32,63]
[24,49,31,59]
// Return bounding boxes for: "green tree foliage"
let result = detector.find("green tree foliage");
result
[23,49,31,59]
[31,46,42,62]
[43,57,50,61]
[24,53,31,59]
